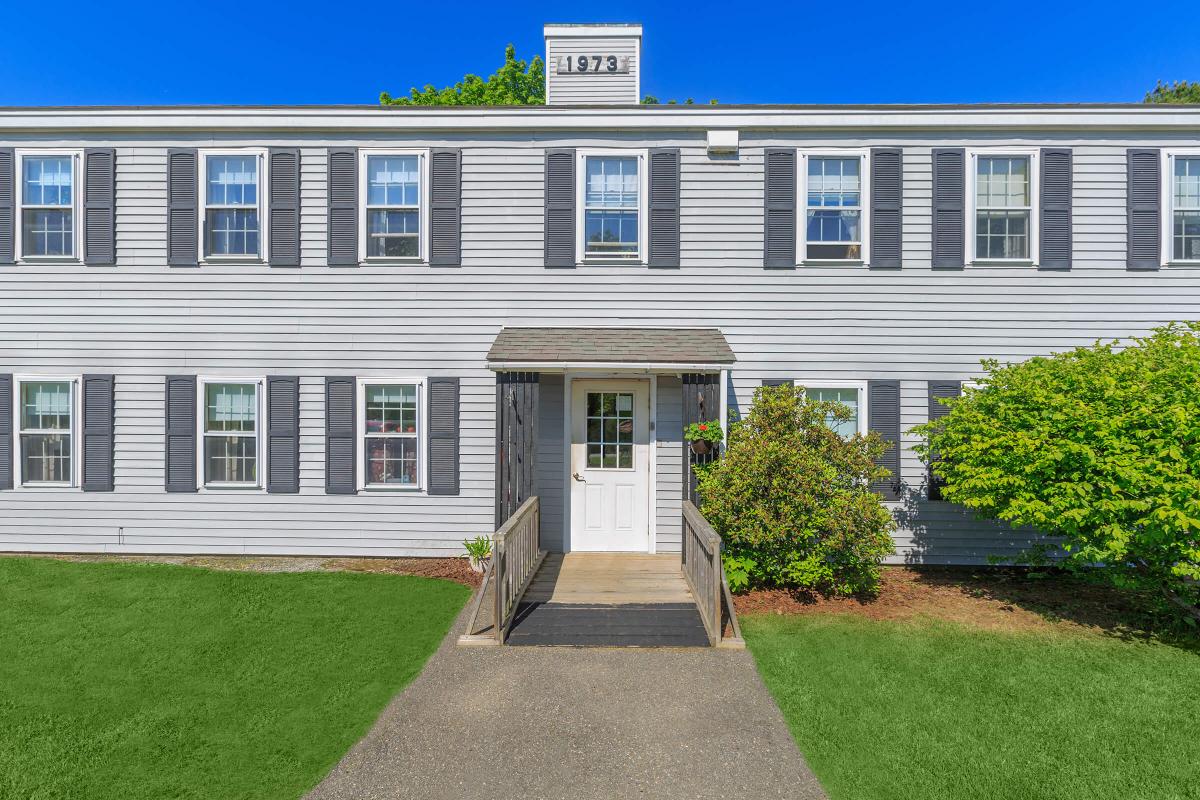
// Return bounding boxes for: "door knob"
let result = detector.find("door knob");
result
[572,472,585,482]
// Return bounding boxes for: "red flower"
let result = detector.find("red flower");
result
[699,424,708,431]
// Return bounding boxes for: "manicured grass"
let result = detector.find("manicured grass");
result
[0,557,469,800]
[744,614,1200,800]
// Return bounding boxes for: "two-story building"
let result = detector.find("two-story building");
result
[2,23,1198,564]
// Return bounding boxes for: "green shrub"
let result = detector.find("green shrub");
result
[912,322,1200,623]
[696,384,896,595]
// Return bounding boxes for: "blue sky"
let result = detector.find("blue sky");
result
[2,0,1197,106]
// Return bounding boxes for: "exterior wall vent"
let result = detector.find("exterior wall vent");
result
[544,23,642,106]
[707,130,739,155]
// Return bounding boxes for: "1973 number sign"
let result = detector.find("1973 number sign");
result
[557,55,630,74]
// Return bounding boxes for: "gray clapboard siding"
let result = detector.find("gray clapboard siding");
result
[655,375,683,552]
[546,36,639,104]
[2,130,1200,561]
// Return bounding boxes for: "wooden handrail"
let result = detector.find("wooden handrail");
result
[682,501,744,649]
[492,496,544,644]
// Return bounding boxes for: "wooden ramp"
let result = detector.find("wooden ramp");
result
[505,553,711,647]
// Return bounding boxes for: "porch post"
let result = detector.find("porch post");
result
[681,373,720,505]
[495,371,540,528]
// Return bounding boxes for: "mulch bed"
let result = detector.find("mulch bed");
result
[734,566,1160,636]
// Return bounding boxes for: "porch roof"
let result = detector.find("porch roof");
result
[486,327,736,371]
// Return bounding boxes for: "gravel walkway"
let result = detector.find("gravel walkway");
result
[306,609,825,800]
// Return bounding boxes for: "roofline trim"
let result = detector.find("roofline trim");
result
[487,361,732,373]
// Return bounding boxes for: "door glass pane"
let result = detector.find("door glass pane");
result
[585,391,634,470]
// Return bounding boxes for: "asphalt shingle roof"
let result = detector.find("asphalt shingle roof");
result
[487,327,736,365]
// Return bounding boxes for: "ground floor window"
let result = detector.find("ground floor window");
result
[800,382,867,439]
[360,380,423,488]
[201,379,261,487]
[18,378,76,486]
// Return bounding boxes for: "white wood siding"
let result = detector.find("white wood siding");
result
[1,129,1199,562]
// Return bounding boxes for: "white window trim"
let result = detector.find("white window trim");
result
[358,149,430,265]
[798,148,871,266]
[356,377,427,492]
[12,375,81,489]
[1161,148,1200,266]
[15,149,83,263]
[575,148,649,264]
[196,376,265,491]
[966,147,1040,265]
[199,149,269,264]
[794,379,869,436]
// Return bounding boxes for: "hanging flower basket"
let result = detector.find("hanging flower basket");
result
[684,420,723,457]
[689,439,712,456]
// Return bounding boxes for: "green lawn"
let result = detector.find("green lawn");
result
[0,557,469,800]
[744,614,1200,800]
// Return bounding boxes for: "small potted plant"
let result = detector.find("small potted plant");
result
[684,420,723,456]
[463,536,492,573]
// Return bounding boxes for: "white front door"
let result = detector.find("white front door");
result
[569,380,651,552]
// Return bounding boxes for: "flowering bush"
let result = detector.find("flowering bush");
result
[684,420,724,444]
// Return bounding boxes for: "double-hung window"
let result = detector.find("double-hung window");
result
[200,379,261,487]
[361,151,426,261]
[1167,152,1200,263]
[799,381,867,439]
[18,151,80,260]
[16,378,77,487]
[358,379,424,489]
[968,150,1039,262]
[578,150,646,262]
[202,151,265,260]
[802,151,869,262]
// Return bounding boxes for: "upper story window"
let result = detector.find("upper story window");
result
[802,152,868,262]
[17,378,77,486]
[358,379,424,489]
[361,151,426,262]
[968,150,1039,263]
[200,379,261,488]
[19,152,80,260]
[202,151,265,260]
[577,150,646,262]
[1169,153,1200,263]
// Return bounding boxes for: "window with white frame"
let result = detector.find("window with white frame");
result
[579,152,645,261]
[360,380,422,488]
[971,153,1037,261]
[19,152,79,259]
[203,152,264,259]
[17,378,76,486]
[801,383,866,439]
[362,152,425,260]
[803,152,868,261]
[201,380,261,486]
[1169,154,1200,262]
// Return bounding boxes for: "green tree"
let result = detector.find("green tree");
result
[913,323,1200,623]
[381,45,545,106]
[1144,80,1200,104]
[696,384,896,596]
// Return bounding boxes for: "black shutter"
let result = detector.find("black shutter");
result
[268,148,301,267]
[1127,148,1161,271]
[761,378,794,387]
[1039,148,1073,270]
[0,148,13,265]
[167,149,198,267]
[926,380,961,500]
[648,147,681,268]
[870,147,903,269]
[84,148,117,266]
[932,148,965,270]
[427,377,460,495]
[164,375,197,492]
[544,148,576,268]
[764,148,796,268]
[325,377,356,494]
[267,376,300,493]
[328,148,358,267]
[430,148,462,266]
[0,374,11,489]
[868,379,902,501]
[82,374,115,491]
